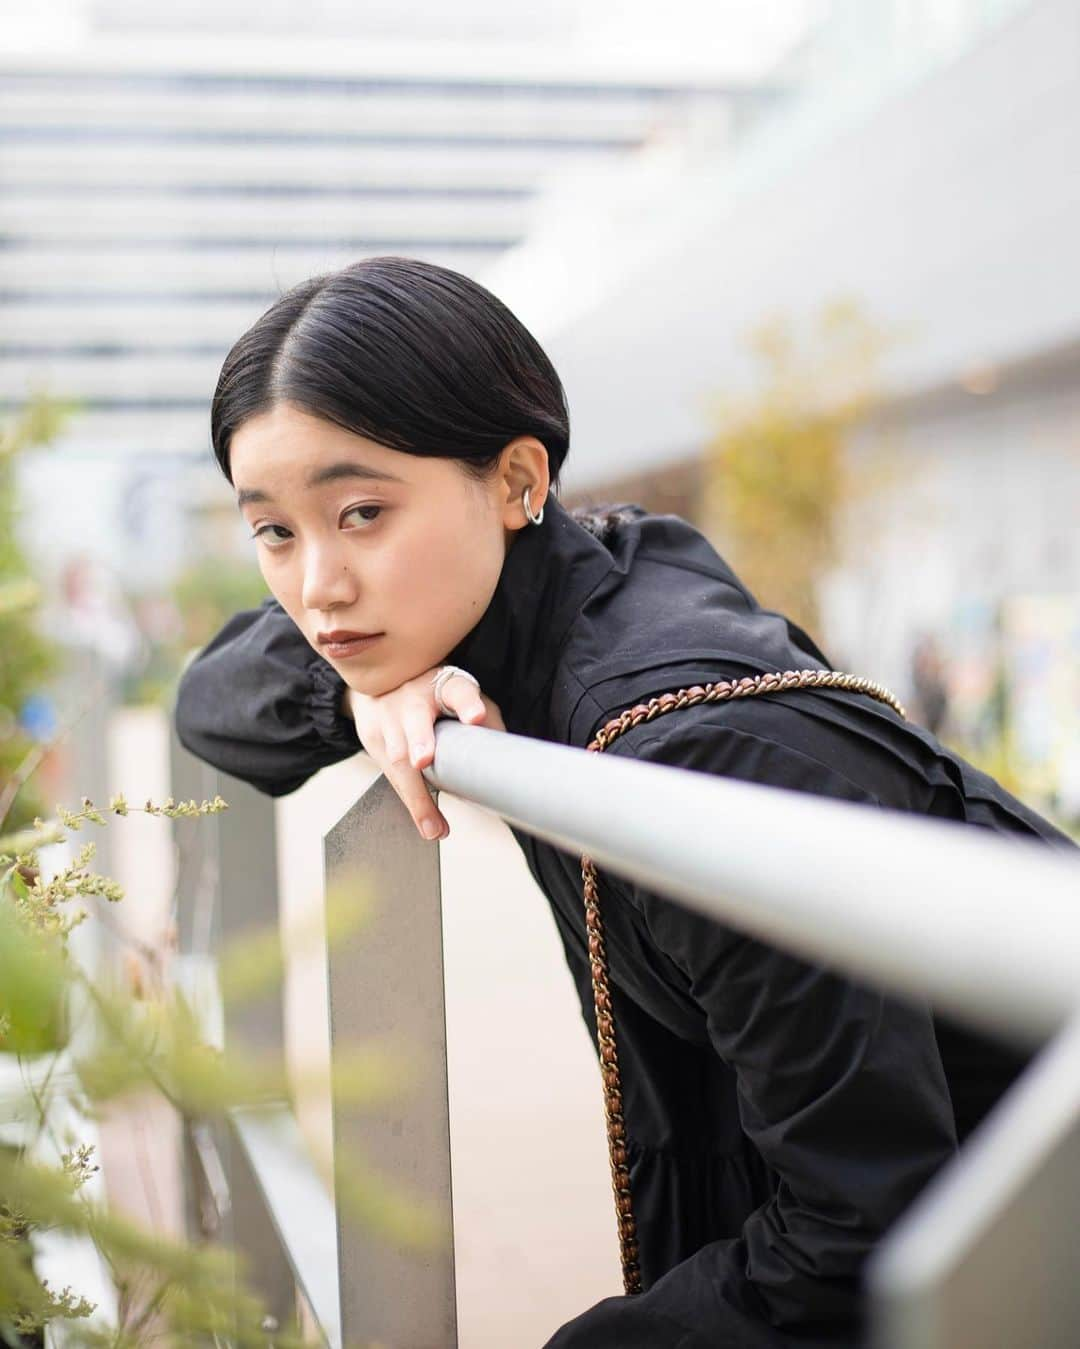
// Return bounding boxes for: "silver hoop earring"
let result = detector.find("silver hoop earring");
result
[523,486,544,526]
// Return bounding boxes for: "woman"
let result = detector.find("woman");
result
[175,256,1074,1348]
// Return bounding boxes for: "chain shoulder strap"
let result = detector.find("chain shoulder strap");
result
[580,668,906,1295]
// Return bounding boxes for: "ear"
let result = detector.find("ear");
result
[498,436,551,532]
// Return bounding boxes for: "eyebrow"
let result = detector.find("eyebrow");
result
[236,460,404,507]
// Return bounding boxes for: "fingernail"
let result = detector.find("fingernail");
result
[410,742,431,766]
[421,819,440,840]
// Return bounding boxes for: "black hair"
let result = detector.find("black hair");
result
[210,255,570,485]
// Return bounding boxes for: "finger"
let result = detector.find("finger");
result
[382,758,448,840]
[372,715,447,839]
[438,675,487,725]
[380,718,410,775]
[402,699,438,768]
[480,694,506,733]
[378,722,446,838]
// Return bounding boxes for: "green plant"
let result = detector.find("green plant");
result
[0,797,440,1346]
[128,558,268,708]
[703,299,899,636]
[0,397,72,834]
[170,560,268,654]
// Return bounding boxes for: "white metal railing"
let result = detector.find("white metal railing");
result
[171,717,1080,1348]
[428,723,1080,1046]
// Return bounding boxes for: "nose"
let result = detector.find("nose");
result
[301,539,359,614]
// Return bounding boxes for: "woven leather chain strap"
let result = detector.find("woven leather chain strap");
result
[581,668,907,1296]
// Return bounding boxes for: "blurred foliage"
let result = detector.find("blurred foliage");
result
[170,559,268,654]
[0,797,442,1346]
[129,559,267,707]
[703,298,900,637]
[0,397,71,833]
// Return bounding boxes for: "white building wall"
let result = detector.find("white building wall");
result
[821,379,1080,693]
[2,22,776,586]
[492,0,1078,490]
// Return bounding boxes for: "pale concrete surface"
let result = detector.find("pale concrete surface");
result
[440,793,622,1345]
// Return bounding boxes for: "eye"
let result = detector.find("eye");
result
[341,504,383,528]
[251,523,292,549]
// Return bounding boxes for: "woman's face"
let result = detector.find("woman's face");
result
[229,403,526,695]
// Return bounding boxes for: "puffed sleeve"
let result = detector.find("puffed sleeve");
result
[174,598,361,796]
[546,717,959,1348]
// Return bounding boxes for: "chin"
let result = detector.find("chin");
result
[344,662,417,698]
[344,671,394,697]
[339,649,449,699]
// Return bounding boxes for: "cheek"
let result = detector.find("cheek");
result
[425,519,501,618]
[392,513,501,628]
[256,551,305,625]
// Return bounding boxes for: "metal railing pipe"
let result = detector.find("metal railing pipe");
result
[324,774,457,1349]
[426,722,1080,1047]
[867,1011,1080,1348]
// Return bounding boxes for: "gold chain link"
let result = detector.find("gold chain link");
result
[581,668,906,1295]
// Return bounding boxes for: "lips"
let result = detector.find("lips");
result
[316,629,384,659]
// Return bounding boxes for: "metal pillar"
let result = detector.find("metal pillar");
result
[325,775,457,1348]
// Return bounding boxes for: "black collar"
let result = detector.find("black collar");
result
[447,495,615,738]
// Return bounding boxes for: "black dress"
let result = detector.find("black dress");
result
[175,497,1076,1348]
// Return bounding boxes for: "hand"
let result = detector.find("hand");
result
[345,668,505,840]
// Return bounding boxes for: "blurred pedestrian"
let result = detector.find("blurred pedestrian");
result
[910,631,950,737]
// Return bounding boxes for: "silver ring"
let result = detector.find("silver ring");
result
[523,486,545,526]
[431,664,481,716]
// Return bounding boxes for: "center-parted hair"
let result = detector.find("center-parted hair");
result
[210,255,570,484]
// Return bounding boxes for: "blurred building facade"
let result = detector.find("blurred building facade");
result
[1,0,791,584]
